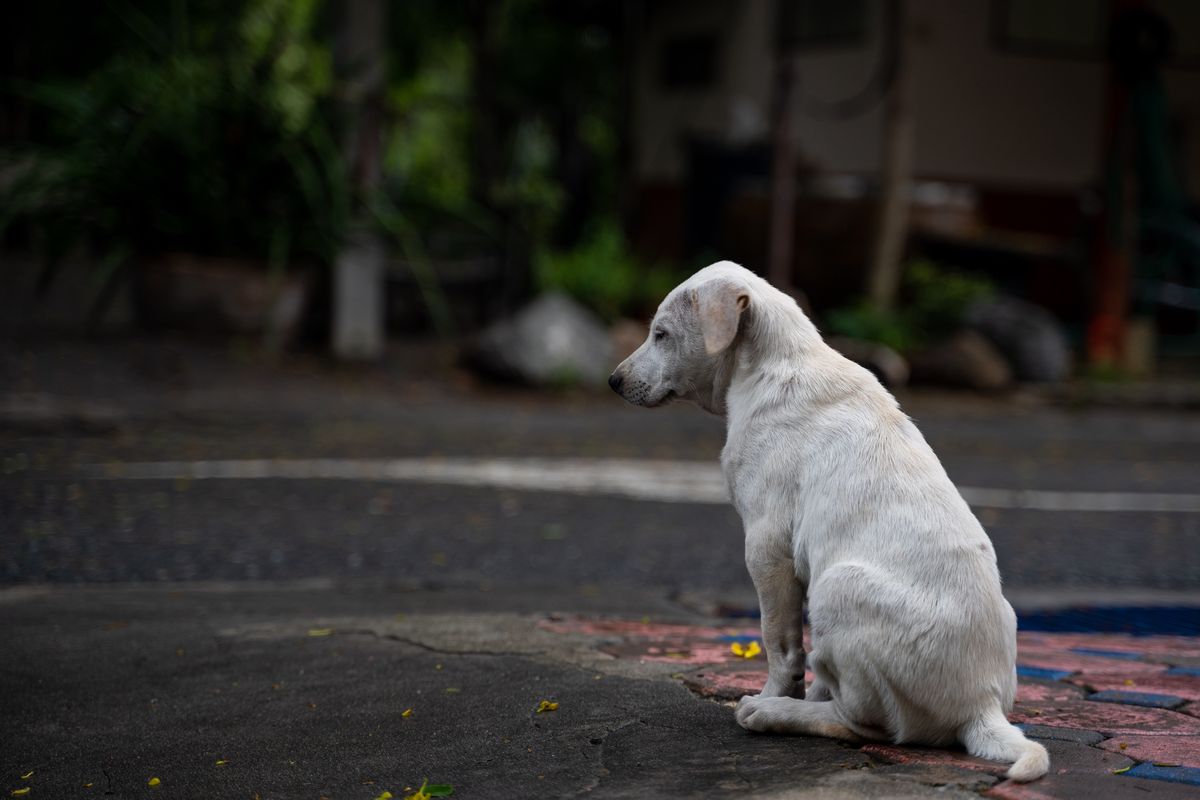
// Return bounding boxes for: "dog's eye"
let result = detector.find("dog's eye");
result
[654,329,668,342]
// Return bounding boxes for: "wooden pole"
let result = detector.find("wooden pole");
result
[767,46,800,291]
[867,0,913,312]
[332,0,387,361]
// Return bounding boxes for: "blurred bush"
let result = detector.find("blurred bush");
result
[2,0,345,275]
[826,260,995,352]
[534,221,683,322]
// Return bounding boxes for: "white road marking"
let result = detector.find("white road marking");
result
[81,457,1200,513]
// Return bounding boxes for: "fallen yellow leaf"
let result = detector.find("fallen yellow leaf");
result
[148,777,161,787]
[308,628,334,637]
[536,700,559,713]
[730,641,762,659]
[376,792,394,800]
[11,789,30,797]
[215,760,228,766]
[19,772,32,780]
[402,708,413,718]
[1112,766,1132,774]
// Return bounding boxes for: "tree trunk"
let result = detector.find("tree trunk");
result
[767,49,800,291]
[867,0,913,312]
[332,0,387,361]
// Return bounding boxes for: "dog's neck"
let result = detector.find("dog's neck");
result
[716,289,866,420]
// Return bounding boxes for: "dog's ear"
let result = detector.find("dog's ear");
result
[693,279,749,355]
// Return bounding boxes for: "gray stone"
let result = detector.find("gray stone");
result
[873,762,999,792]
[828,337,910,388]
[470,292,614,387]
[908,330,1012,390]
[1018,723,1105,745]
[1039,737,1133,774]
[966,295,1071,383]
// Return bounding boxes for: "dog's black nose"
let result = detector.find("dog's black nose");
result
[608,372,624,393]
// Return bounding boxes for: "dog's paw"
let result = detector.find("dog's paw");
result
[735,694,788,733]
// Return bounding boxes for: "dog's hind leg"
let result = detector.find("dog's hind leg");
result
[734,695,863,742]
[806,678,832,701]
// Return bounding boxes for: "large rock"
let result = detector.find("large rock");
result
[827,336,910,388]
[966,295,1071,383]
[908,330,1012,391]
[470,292,614,387]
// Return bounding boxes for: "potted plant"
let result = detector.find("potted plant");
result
[3,0,347,347]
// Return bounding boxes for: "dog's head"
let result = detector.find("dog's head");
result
[609,262,750,413]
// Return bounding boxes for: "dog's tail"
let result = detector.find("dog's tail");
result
[960,705,1050,782]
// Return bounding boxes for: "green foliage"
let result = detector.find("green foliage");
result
[825,303,920,353]
[2,0,345,270]
[825,260,994,352]
[903,259,995,338]
[492,117,565,243]
[381,1,623,254]
[534,222,682,322]
[386,38,472,213]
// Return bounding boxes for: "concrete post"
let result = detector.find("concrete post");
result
[332,0,387,361]
[333,228,386,361]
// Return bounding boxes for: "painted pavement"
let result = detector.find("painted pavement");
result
[540,618,1200,795]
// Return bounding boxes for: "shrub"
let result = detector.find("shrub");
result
[825,260,994,352]
[534,221,681,321]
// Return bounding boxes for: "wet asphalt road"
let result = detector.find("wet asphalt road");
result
[2,337,1199,595]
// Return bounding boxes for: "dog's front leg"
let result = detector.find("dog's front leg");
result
[745,531,806,699]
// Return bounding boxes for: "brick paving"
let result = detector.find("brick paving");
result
[541,618,1200,791]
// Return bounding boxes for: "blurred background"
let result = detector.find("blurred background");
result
[1,0,1198,603]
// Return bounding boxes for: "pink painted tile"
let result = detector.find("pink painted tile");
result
[1009,699,1200,736]
[1098,734,1200,768]
[861,743,1007,776]
[683,670,765,699]
[1016,681,1085,703]
[680,668,817,699]
[984,781,1060,800]
[639,642,742,664]
[1070,673,1200,702]
[1018,632,1200,660]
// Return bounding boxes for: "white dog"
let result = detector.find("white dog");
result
[609,262,1048,782]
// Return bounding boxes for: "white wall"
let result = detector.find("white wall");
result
[633,0,1200,195]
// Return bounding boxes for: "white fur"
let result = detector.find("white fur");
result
[610,261,1048,782]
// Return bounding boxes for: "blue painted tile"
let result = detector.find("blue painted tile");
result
[1069,647,1145,661]
[1016,665,1073,681]
[1087,690,1186,709]
[1018,606,1200,636]
[1167,665,1200,677]
[1123,763,1200,786]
